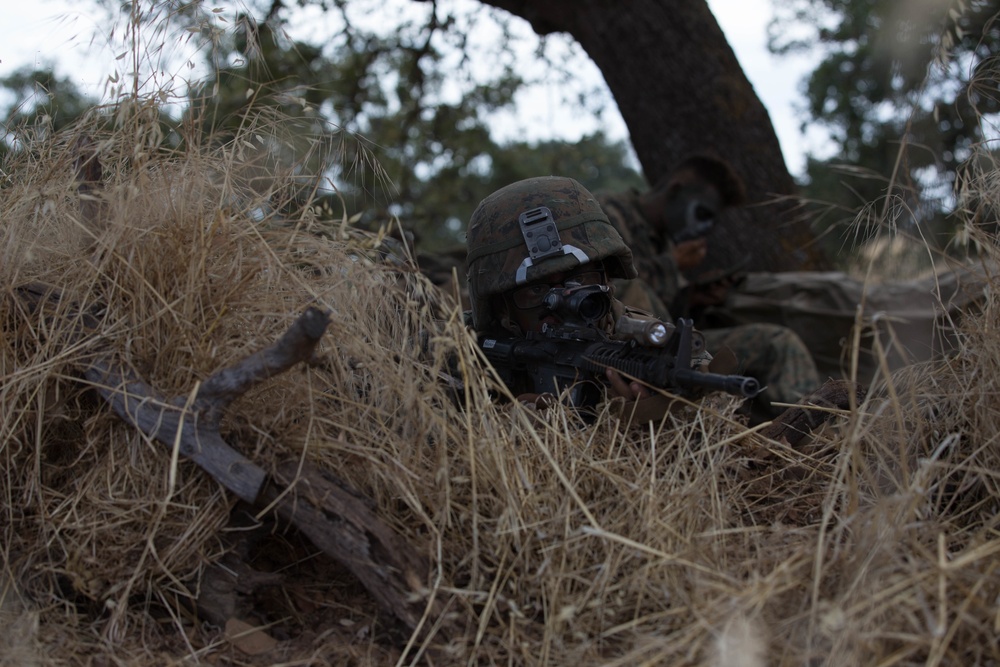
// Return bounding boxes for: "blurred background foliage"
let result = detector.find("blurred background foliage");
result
[768,0,1000,273]
[2,0,644,255]
[3,0,999,267]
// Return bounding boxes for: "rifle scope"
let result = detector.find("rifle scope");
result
[542,283,611,325]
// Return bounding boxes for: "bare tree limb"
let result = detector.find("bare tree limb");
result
[84,359,270,503]
[81,307,329,502]
[13,286,449,642]
[195,306,329,419]
[263,463,443,637]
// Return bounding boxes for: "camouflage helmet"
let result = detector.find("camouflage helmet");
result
[465,176,637,330]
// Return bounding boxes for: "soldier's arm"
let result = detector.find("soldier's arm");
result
[601,195,687,307]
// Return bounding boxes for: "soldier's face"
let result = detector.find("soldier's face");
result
[654,170,723,242]
[497,263,606,334]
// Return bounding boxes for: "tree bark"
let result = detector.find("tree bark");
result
[474,0,831,272]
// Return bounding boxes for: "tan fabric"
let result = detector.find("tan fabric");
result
[710,266,989,386]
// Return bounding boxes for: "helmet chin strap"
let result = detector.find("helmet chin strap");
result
[493,294,526,336]
[499,313,524,336]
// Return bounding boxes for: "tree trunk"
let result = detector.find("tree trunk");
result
[476,0,832,272]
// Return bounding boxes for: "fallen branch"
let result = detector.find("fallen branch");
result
[84,307,329,503]
[14,285,449,644]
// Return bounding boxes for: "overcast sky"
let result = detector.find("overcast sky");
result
[1,0,832,176]
[707,0,836,173]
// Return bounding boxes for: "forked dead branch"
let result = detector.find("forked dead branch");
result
[13,284,450,644]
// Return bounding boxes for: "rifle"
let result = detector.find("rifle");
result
[477,284,761,410]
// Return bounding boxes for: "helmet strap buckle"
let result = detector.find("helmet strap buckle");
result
[515,206,588,285]
[519,207,563,261]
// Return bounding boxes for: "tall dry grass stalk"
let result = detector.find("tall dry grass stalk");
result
[2,108,1000,667]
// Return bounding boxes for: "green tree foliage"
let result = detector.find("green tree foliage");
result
[412,131,645,250]
[770,0,1000,268]
[1,67,101,156]
[1,1,641,252]
[1,68,98,129]
[180,3,641,251]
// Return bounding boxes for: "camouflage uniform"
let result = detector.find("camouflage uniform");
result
[598,187,821,410]
[464,176,720,421]
[703,325,819,409]
[599,188,684,309]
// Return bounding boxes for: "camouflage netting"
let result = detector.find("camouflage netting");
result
[2,110,999,666]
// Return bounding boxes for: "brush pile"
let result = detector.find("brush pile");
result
[1,111,998,666]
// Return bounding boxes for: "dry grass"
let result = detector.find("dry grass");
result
[2,107,1000,667]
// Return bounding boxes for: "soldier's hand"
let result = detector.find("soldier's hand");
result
[689,275,736,307]
[673,238,708,271]
[605,369,651,401]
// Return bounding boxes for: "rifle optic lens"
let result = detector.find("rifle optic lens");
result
[540,283,612,324]
[574,291,609,321]
[510,269,605,309]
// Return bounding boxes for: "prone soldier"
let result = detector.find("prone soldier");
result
[597,156,822,419]
[464,175,761,421]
